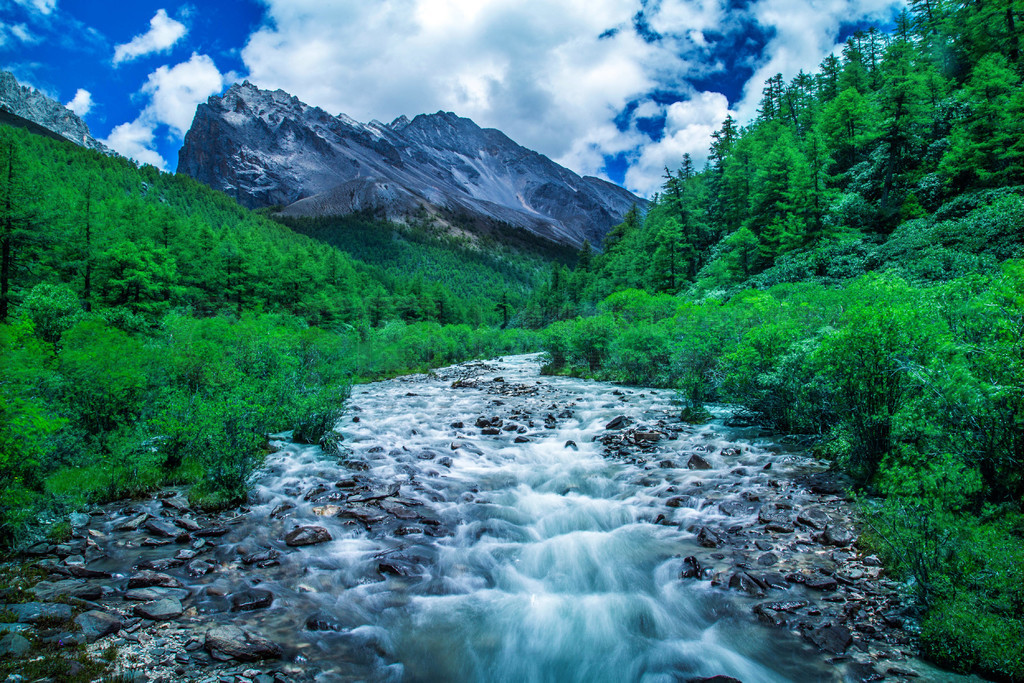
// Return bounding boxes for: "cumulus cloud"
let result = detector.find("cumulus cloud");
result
[104,119,167,168]
[102,53,224,170]
[64,88,92,117]
[113,9,187,65]
[238,0,902,196]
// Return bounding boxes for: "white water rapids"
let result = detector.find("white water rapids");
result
[211,353,839,682]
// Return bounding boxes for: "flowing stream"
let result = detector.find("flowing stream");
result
[237,353,839,682]
[88,353,918,682]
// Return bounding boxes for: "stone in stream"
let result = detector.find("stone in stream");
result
[822,525,855,547]
[756,552,778,567]
[605,415,631,430]
[687,677,743,683]
[193,525,229,537]
[284,525,332,547]
[241,548,280,567]
[74,610,123,642]
[136,557,183,572]
[175,516,201,532]
[697,527,722,548]
[230,588,274,612]
[680,556,702,579]
[564,440,579,450]
[804,573,839,592]
[144,518,179,538]
[305,612,345,631]
[481,427,501,435]
[134,597,183,621]
[116,512,149,531]
[758,507,794,533]
[187,559,214,577]
[805,624,852,654]
[205,624,282,662]
[124,586,190,602]
[729,572,767,596]
[31,579,103,602]
[127,570,183,589]
[687,454,712,470]
[796,507,830,530]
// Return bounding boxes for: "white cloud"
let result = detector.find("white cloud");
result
[64,88,92,117]
[141,53,225,135]
[625,91,732,194]
[102,53,225,170]
[238,0,903,197]
[113,9,187,65]
[104,119,167,169]
[12,0,56,15]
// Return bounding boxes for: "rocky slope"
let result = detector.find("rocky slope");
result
[178,82,642,248]
[0,71,113,155]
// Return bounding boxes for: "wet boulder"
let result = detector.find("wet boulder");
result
[680,556,702,579]
[284,525,332,547]
[230,588,274,612]
[133,597,183,621]
[127,570,182,589]
[805,623,852,654]
[144,518,179,538]
[795,507,830,530]
[822,525,855,547]
[6,602,72,624]
[697,527,723,548]
[687,454,712,470]
[605,415,632,430]
[74,610,123,642]
[205,625,282,662]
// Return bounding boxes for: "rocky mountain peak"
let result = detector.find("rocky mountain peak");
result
[178,81,643,249]
[0,70,113,155]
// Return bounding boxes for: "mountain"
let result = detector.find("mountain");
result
[0,71,113,155]
[177,81,643,248]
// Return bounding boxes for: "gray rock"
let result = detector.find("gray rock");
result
[284,526,332,547]
[127,570,182,589]
[823,525,855,547]
[205,625,282,661]
[124,587,190,602]
[0,632,31,657]
[144,518,179,538]
[133,597,183,621]
[74,610,123,642]
[605,415,632,430]
[806,624,852,654]
[687,454,712,470]
[116,512,149,531]
[6,601,72,624]
[796,507,830,530]
[229,589,274,612]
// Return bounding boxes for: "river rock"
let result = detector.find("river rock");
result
[242,548,281,567]
[605,415,631,430]
[205,625,282,661]
[697,527,722,548]
[187,559,214,577]
[74,610,123,642]
[230,589,274,612]
[116,512,149,531]
[822,525,854,547]
[136,557,183,572]
[687,677,742,683]
[680,556,702,579]
[796,507,830,530]
[134,597,183,621]
[125,586,190,602]
[144,518,179,538]
[305,613,345,631]
[805,624,852,654]
[128,570,183,589]
[729,572,766,596]
[756,552,778,567]
[193,525,229,537]
[6,602,72,624]
[284,525,332,547]
[687,454,712,470]
[804,573,838,591]
[0,632,31,657]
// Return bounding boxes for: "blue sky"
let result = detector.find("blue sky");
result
[0,0,903,196]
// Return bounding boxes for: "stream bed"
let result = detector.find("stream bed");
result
[17,354,938,682]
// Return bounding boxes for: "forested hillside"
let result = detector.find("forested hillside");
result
[530,4,1024,678]
[0,124,539,548]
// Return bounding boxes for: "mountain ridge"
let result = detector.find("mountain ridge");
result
[0,70,113,155]
[178,81,643,248]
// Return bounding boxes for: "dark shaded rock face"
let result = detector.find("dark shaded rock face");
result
[0,71,113,155]
[177,81,644,248]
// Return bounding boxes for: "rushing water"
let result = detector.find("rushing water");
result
[96,353,858,682]
[218,354,837,682]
